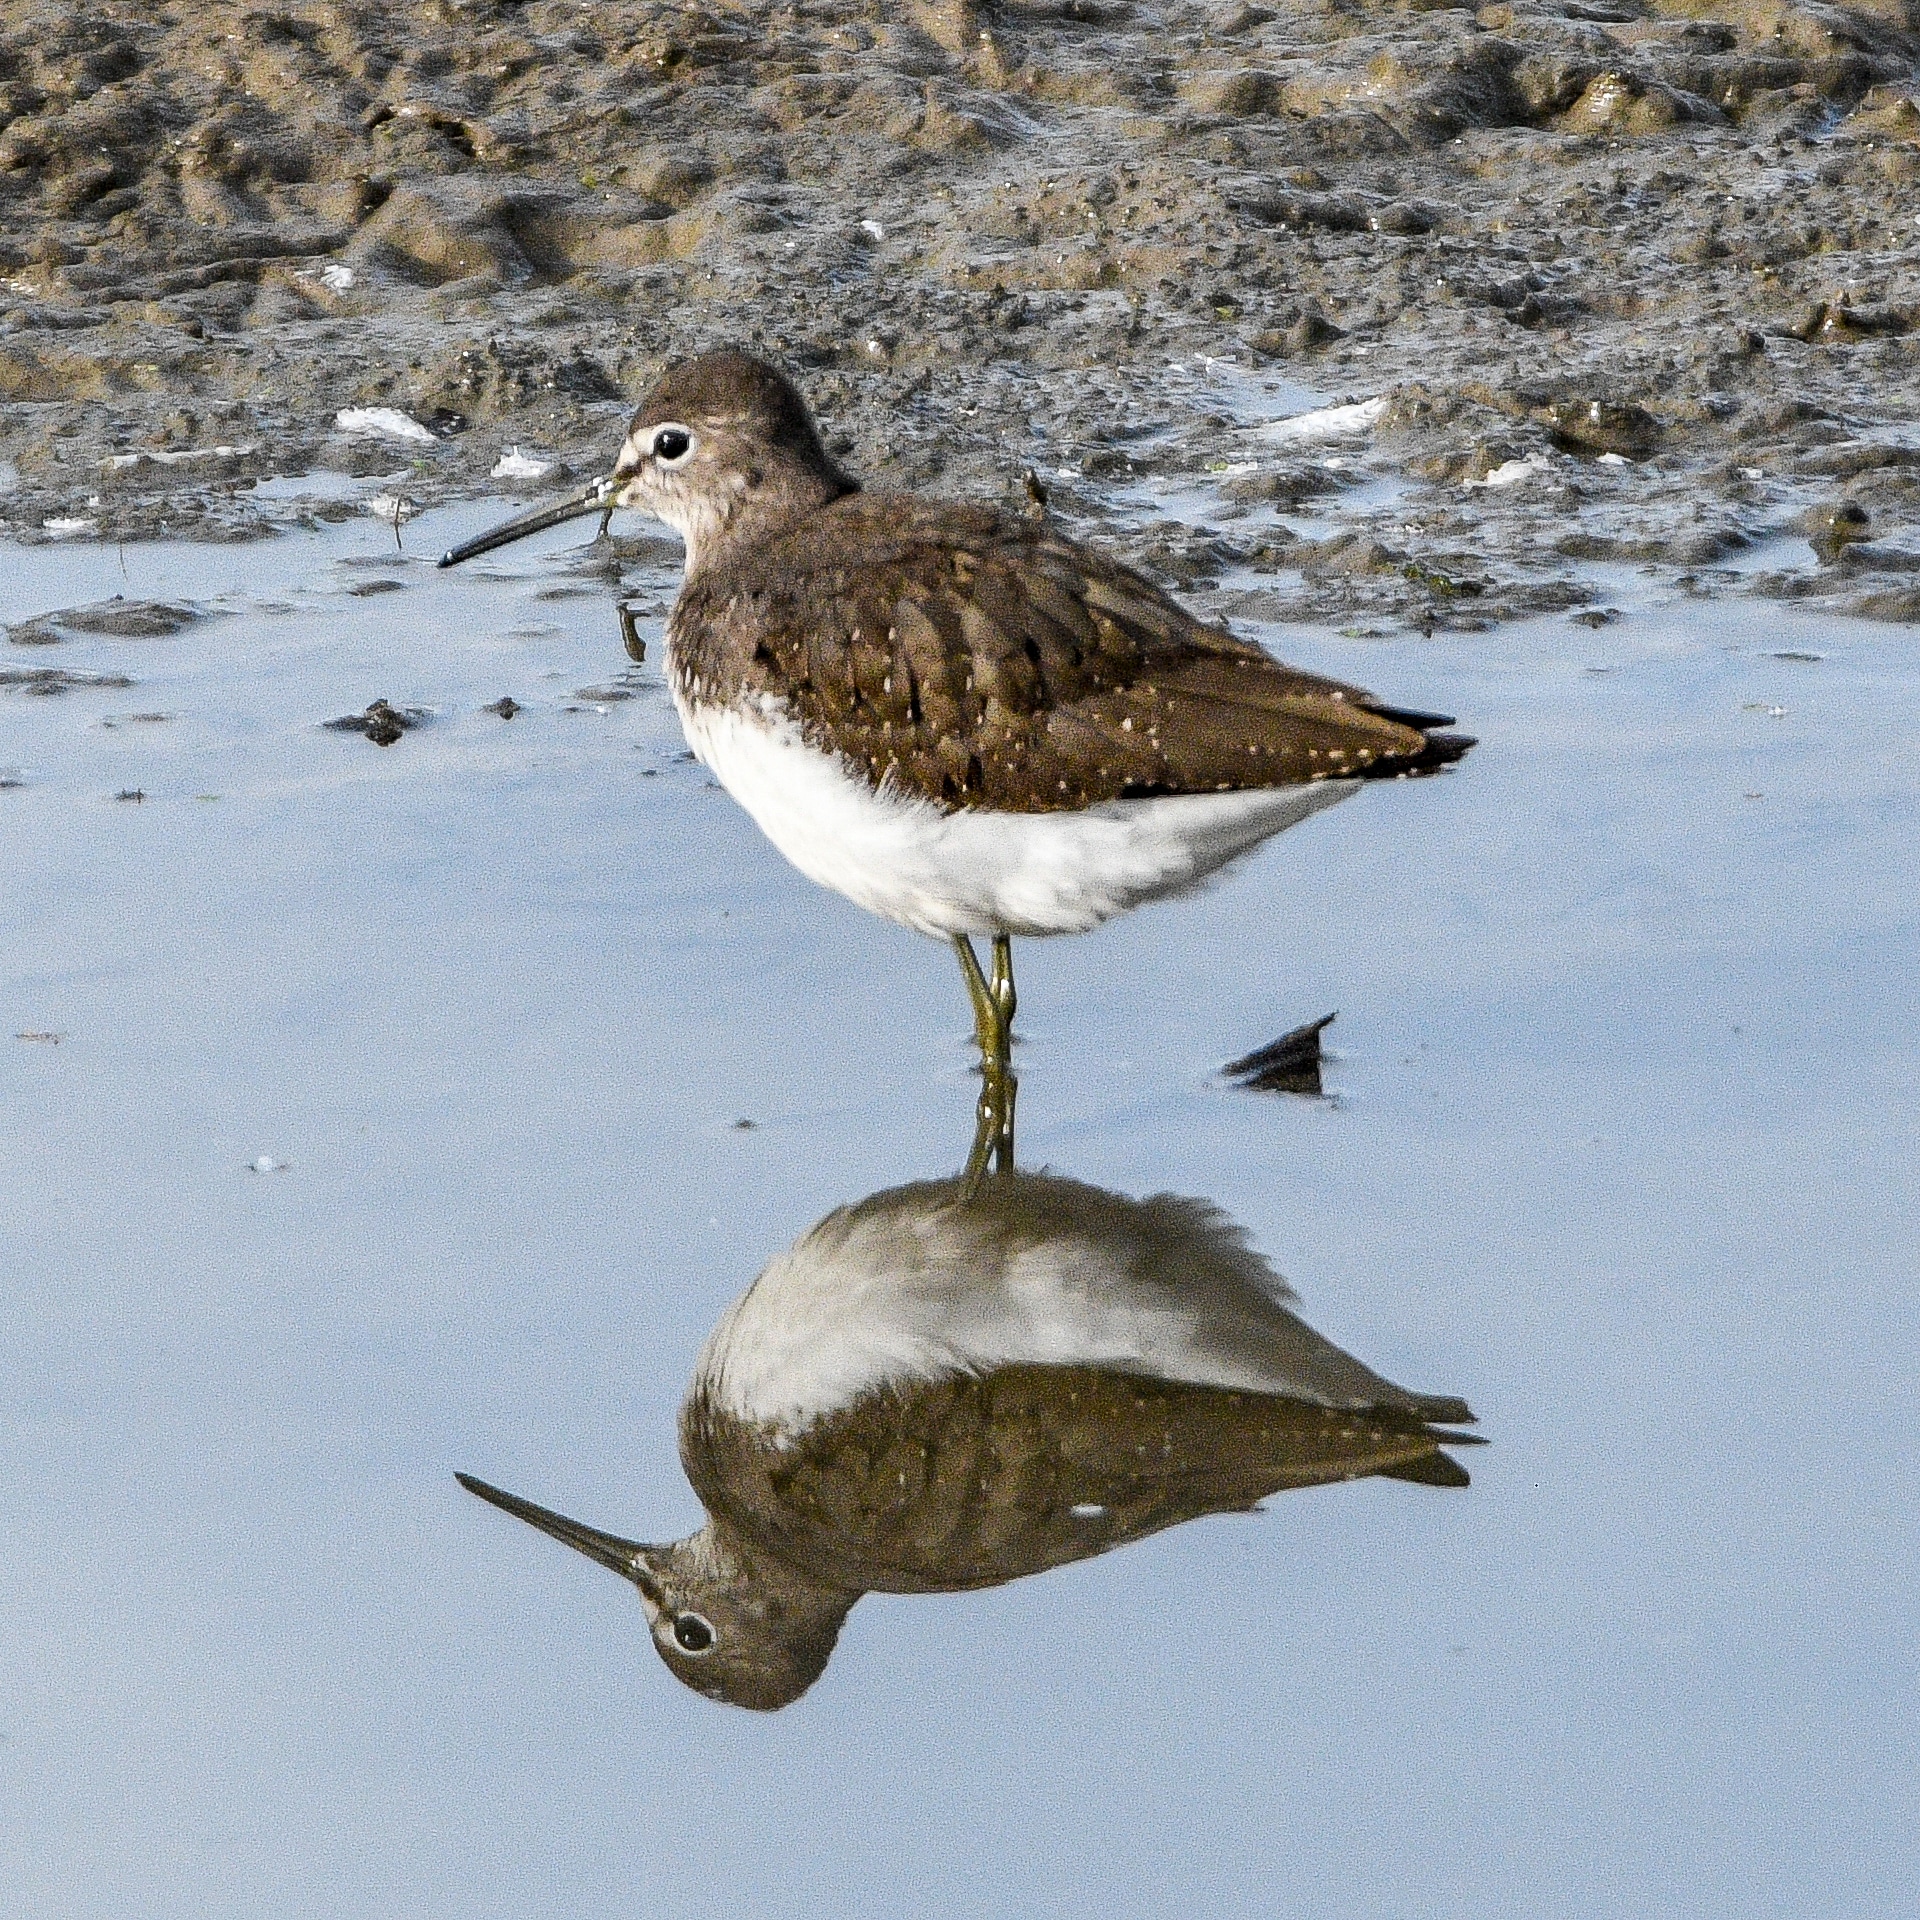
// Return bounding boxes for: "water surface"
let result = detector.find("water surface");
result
[3,517,1914,1917]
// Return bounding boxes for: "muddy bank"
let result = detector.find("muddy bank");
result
[2,0,1917,629]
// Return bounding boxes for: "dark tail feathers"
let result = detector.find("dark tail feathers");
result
[1358,700,1475,780]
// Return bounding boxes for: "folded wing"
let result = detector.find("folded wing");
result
[678,496,1473,813]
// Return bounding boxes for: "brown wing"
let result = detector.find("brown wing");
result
[672,495,1460,812]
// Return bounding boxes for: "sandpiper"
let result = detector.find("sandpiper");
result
[440,351,1472,1112]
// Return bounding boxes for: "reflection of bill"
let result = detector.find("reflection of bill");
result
[461,1169,1480,1711]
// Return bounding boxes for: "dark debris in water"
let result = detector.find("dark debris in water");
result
[324,697,428,746]
[486,696,520,718]
[2,666,137,694]
[618,603,649,663]
[1223,1013,1336,1098]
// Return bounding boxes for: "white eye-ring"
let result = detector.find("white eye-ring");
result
[671,1611,715,1654]
[651,424,695,465]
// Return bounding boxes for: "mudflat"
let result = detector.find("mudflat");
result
[1,0,1916,625]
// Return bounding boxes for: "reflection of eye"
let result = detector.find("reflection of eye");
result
[673,1612,715,1654]
[652,427,693,464]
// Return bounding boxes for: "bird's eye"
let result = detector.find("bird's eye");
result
[672,1612,715,1654]
[651,427,694,464]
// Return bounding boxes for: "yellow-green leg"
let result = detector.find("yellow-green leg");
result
[953,934,1011,1073]
[960,1069,1018,1188]
[990,933,1016,1042]
[617,602,648,664]
[954,934,1017,1181]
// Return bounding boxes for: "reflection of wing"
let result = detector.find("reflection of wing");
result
[695,1172,1470,1434]
[684,1362,1474,1596]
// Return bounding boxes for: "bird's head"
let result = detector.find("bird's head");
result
[606,350,854,573]
[437,349,853,574]
[457,1471,853,1711]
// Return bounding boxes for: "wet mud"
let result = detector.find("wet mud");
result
[2,0,1917,628]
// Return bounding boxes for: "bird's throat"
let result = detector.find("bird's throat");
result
[676,457,857,582]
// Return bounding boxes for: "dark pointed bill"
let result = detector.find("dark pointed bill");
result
[456,1471,657,1586]
[436,477,617,568]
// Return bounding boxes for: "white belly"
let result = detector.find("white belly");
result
[677,692,1359,939]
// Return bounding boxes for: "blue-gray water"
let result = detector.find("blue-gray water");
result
[4,517,1914,1916]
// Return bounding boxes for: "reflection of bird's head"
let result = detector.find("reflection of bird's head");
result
[456,1474,853,1712]
[633,1524,852,1711]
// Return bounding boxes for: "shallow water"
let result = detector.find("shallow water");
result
[4,517,1915,1917]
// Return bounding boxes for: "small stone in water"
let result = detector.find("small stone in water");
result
[324,698,426,745]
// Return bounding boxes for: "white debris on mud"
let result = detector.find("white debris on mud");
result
[1472,455,1554,489]
[491,448,556,481]
[1253,398,1389,446]
[335,408,438,445]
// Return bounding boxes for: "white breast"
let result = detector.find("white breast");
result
[675,692,1358,939]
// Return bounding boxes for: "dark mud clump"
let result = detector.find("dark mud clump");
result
[323,696,428,744]
[2,663,136,692]
[8,595,200,640]
[0,0,1915,627]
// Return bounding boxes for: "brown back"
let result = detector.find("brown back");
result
[669,493,1447,813]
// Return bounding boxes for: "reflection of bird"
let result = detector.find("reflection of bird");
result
[439,352,1472,1123]
[460,1168,1479,1711]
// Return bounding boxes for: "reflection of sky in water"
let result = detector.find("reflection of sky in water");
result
[3,519,1914,1916]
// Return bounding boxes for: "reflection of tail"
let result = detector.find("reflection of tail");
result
[1405,1391,1477,1428]
[1378,1451,1472,1488]
[1357,701,1476,779]
[1363,1388,1483,1488]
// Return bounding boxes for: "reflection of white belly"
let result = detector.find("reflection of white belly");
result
[677,692,1359,939]
[697,1174,1417,1438]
